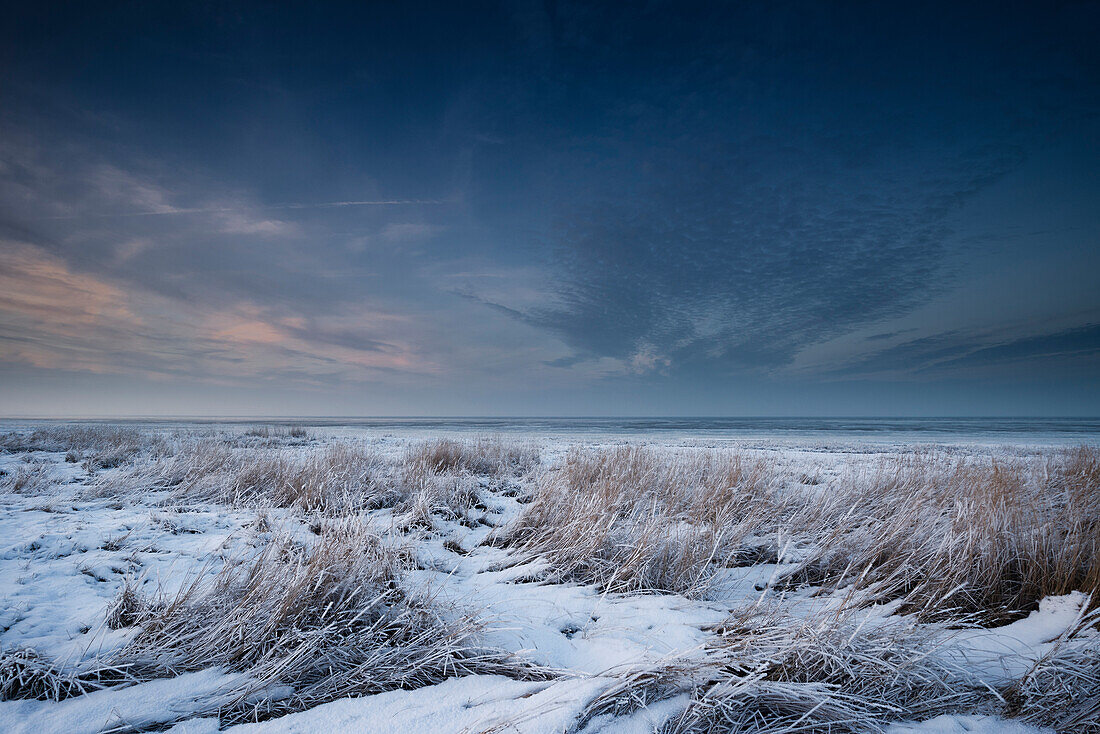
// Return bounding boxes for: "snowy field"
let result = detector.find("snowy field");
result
[0,422,1097,733]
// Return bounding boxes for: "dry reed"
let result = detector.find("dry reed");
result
[499,446,782,596]
[110,522,541,724]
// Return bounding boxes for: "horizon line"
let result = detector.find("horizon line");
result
[2,415,1098,422]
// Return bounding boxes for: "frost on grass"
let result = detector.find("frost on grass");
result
[0,424,154,468]
[674,603,985,733]
[95,436,534,521]
[780,448,1100,624]
[498,446,788,596]
[0,649,133,703]
[0,460,57,495]
[1006,609,1100,733]
[97,440,404,513]
[106,522,538,724]
[406,436,539,477]
[499,445,1100,622]
[243,425,310,440]
[581,597,1076,733]
[3,432,1099,733]
[0,649,91,702]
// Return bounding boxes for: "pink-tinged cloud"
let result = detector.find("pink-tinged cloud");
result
[0,242,139,328]
[211,319,286,345]
[0,241,439,384]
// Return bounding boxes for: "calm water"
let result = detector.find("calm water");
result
[5,417,1098,447]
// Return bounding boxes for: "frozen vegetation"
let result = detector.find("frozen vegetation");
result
[0,423,1097,733]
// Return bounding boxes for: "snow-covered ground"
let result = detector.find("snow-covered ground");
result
[0,423,1095,733]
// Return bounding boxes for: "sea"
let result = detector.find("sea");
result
[3,417,1098,448]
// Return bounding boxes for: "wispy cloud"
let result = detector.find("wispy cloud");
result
[41,198,449,220]
[0,234,442,385]
[823,324,1100,380]
[0,141,569,391]
[2,0,1098,414]
[482,140,1023,375]
[380,222,446,243]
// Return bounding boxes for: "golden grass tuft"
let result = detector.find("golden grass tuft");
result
[501,445,1100,621]
[499,446,782,596]
[784,447,1100,623]
[406,437,539,477]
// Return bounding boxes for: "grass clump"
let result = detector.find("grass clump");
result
[98,440,404,513]
[0,460,57,494]
[227,443,400,512]
[0,648,132,702]
[111,522,537,724]
[395,470,493,531]
[243,424,310,440]
[584,601,985,734]
[0,424,152,465]
[1006,608,1100,733]
[498,444,1100,622]
[783,448,1100,624]
[407,437,539,477]
[98,435,540,517]
[106,578,147,630]
[0,649,85,701]
[499,446,780,596]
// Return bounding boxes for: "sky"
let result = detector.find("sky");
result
[0,1,1098,417]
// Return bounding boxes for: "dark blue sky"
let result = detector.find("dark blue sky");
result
[1,1,1098,416]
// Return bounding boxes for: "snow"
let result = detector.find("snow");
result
[940,591,1090,683]
[0,669,249,734]
[224,676,611,734]
[886,714,1053,734]
[0,425,1090,733]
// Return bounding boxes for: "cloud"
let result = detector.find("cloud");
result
[2,0,1097,415]
[0,242,136,327]
[819,323,1100,380]
[628,342,670,375]
[0,240,437,384]
[865,329,918,342]
[380,223,446,243]
[0,131,591,396]
[41,198,446,220]
[0,241,143,373]
[945,324,1100,369]
[493,139,1023,376]
[215,213,297,236]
